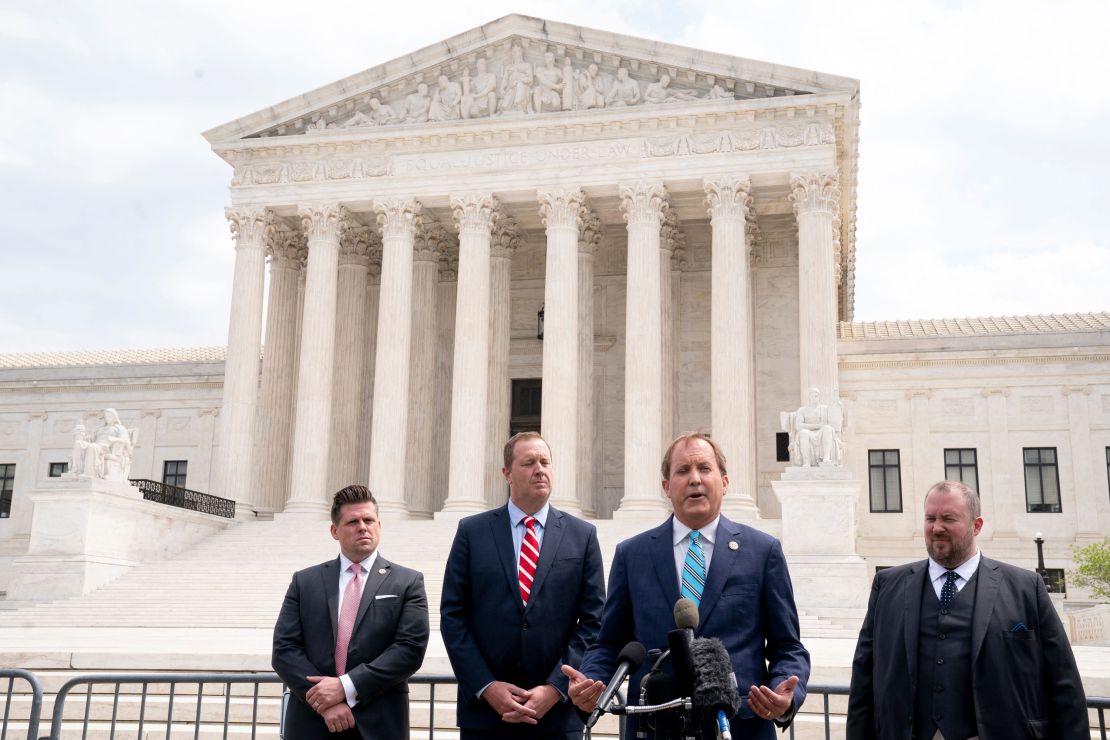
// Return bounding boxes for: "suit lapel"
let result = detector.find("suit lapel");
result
[903,561,926,685]
[322,558,341,641]
[971,556,1001,663]
[526,507,564,611]
[489,506,524,614]
[354,555,391,632]
[698,516,743,629]
[650,517,681,610]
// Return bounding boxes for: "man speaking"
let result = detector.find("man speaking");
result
[564,432,810,738]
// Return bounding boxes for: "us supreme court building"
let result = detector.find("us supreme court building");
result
[2,15,1109,606]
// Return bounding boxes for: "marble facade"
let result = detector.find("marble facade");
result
[1,16,1109,601]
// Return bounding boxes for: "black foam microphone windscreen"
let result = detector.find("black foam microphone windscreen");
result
[690,637,741,718]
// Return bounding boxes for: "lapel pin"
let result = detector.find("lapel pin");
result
[378,568,387,575]
[728,541,739,551]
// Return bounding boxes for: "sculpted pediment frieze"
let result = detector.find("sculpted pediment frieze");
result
[248,36,818,139]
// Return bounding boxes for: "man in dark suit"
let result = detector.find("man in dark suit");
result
[440,431,606,739]
[565,432,811,739]
[273,485,429,739]
[846,480,1089,740]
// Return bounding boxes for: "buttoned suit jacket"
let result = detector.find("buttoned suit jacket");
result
[845,556,1088,740]
[272,555,429,740]
[439,504,606,733]
[579,515,811,740]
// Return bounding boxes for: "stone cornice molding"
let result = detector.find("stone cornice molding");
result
[537,188,585,234]
[450,193,500,236]
[414,217,452,263]
[578,208,604,257]
[981,388,1010,398]
[142,409,163,418]
[299,203,351,244]
[491,214,523,259]
[905,389,933,400]
[28,411,49,421]
[618,180,668,227]
[1062,385,1091,396]
[225,206,273,250]
[373,197,422,241]
[839,353,1110,372]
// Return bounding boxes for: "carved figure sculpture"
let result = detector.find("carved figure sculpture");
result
[498,44,534,114]
[532,52,564,113]
[402,83,432,123]
[644,73,699,104]
[606,67,641,107]
[368,97,400,125]
[72,408,136,481]
[781,388,845,467]
[461,58,497,119]
[339,111,374,128]
[575,63,605,110]
[706,83,734,100]
[428,75,462,121]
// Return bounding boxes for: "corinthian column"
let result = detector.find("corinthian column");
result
[405,218,450,517]
[284,203,349,514]
[484,216,521,507]
[659,209,683,453]
[616,181,670,517]
[368,198,421,518]
[705,177,759,518]
[577,210,603,516]
[253,223,306,513]
[356,247,383,486]
[328,225,376,494]
[218,207,272,510]
[439,194,499,517]
[538,188,585,514]
[789,171,841,404]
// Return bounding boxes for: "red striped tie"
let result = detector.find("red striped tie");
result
[518,516,540,605]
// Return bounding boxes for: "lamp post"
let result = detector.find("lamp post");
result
[1034,531,1048,586]
[537,304,545,340]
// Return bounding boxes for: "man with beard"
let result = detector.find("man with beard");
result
[846,480,1088,740]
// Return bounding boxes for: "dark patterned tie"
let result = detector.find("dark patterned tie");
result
[940,570,959,610]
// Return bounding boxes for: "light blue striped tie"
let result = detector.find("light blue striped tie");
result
[680,530,706,606]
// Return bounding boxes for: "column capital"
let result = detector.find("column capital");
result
[789,170,841,217]
[339,224,381,268]
[414,218,452,263]
[703,176,753,222]
[225,206,274,249]
[267,219,308,269]
[660,209,685,256]
[299,203,351,244]
[450,193,500,236]
[619,181,668,226]
[374,197,422,241]
[492,214,523,260]
[537,188,585,232]
[438,244,460,281]
[578,209,604,257]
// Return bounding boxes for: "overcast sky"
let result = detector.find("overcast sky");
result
[2,0,1107,353]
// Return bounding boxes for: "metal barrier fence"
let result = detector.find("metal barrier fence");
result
[4,670,1106,740]
[0,669,43,740]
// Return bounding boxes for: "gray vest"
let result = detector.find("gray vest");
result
[913,569,978,740]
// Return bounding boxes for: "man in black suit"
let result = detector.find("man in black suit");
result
[273,485,429,739]
[847,480,1089,740]
[440,431,606,739]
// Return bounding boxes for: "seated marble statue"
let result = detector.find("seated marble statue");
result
[643,74,699,104]
[782,388,845,468]
[574,63,605,110]
[461,58,497,119]
[368,98,400,125]
[428,75,463,122]
[498,44,534,114]
[402,83,432,123]
[606,67,641,107]
[71,408,136,481]
[532,52,564,113]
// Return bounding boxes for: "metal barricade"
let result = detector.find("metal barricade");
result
[0,668,43,740]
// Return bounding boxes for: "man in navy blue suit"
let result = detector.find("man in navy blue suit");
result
[565,432,810,739]
[440,432,606,739]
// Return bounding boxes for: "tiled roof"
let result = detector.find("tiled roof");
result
[0,346,227,369]
[839,313,1110,340]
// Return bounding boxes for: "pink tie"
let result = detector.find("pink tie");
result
[335,563,362,675]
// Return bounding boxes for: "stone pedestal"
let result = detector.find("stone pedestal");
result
[772,470,868,608]
[8,478,230,602]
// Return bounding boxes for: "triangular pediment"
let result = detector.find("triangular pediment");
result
[204,14,858,144]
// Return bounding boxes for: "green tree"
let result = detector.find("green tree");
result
[1069,537,1110,600]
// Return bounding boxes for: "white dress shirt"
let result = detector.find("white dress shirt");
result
[927,548,981,599]
[672,515,719,590]
[338,549,380,706]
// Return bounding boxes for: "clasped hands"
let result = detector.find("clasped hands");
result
[306,675,354,733]
[481,680,561,724]
[561,665,799,722]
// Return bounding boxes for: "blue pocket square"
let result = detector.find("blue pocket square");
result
[1010,622,1029,632]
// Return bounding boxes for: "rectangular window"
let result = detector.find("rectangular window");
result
[943,448,979,493]
[1023,447,1061,513]
[509,379,542,437]
[1043,568,1066,595]
[868,449,902,512]
[49,462,68,478]
[162,460,188,488]
[0,464,14,518]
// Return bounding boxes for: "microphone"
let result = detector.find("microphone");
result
[673,597,700,631]
[691,637,741,740]
[668,597,698,701]
[586,641,647,728]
